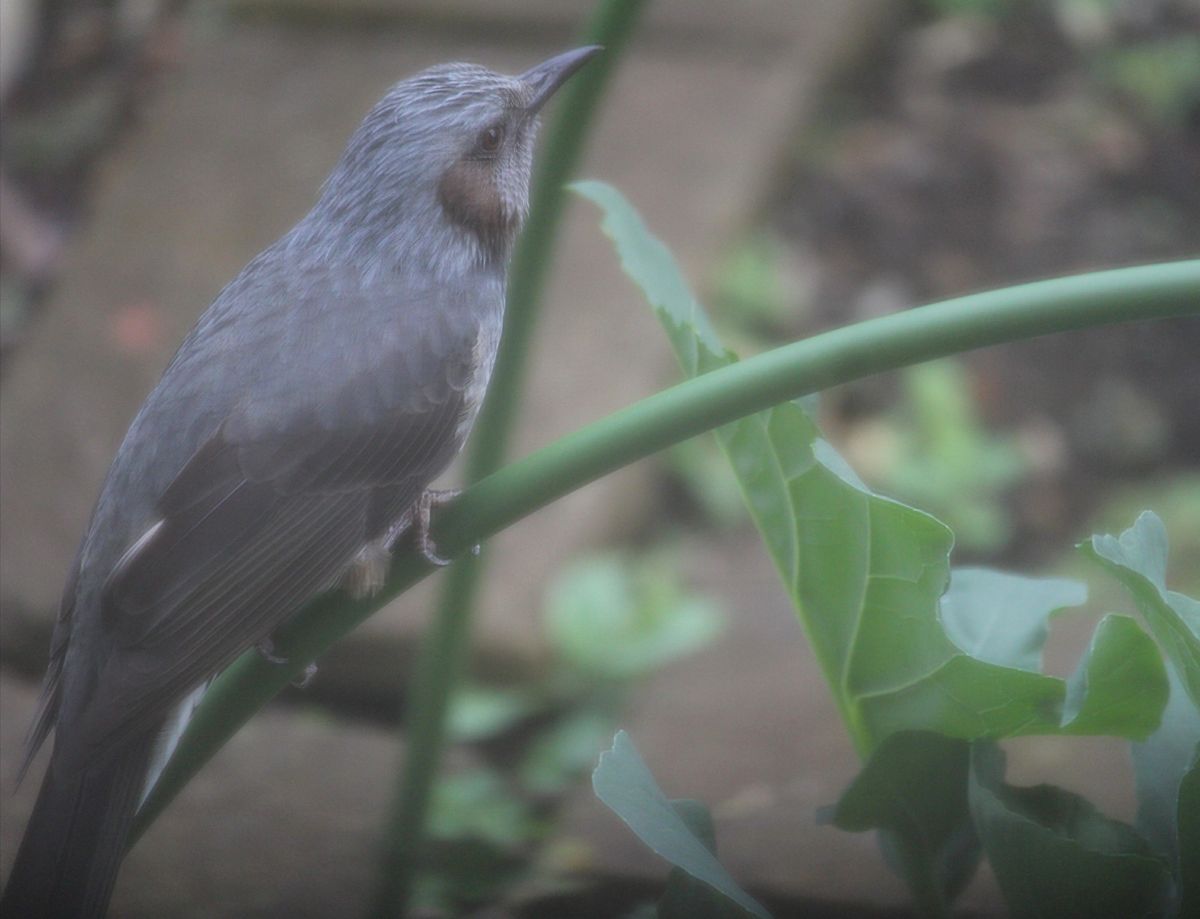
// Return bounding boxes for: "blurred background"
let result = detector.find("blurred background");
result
[1,0,1197,916]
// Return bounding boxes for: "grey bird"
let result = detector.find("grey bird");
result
[2,45,600,918]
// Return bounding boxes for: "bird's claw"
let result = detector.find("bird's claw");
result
[415,488,462,567]
[418,538,454,567]
[256,637,317,688]
[256,637,288,665]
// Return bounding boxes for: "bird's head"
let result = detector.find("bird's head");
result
[311,46,601,272]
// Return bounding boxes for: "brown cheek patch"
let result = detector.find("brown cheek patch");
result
[438,157,515,256]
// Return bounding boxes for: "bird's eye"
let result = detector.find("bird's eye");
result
[477,123,504,155]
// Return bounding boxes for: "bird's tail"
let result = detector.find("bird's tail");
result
[2,739,151,919]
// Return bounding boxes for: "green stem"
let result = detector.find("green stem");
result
[441,260,1199,545]
[369,554,483,915]
[367,3,648,916]
[132,259,1200,844]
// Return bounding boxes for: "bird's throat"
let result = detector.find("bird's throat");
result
[437,157,520,264]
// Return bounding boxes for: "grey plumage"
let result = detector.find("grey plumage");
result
[2,46,599,918]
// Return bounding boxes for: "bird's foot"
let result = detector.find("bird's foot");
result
[255,637,318,688]
[256,636,287,665]
[414,488,461,567]
[345,542,390,599]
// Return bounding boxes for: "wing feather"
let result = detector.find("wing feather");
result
[18,552,80,782]
[80,336,472,754]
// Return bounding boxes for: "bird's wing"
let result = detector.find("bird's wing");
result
[78,330,476,756]
[18,547,82,781]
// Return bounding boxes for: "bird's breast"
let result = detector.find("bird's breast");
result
[456,314,502,441]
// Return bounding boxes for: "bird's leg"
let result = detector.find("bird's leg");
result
[345,489,476,593]
[255,636,287,664]
[412,488,461,567]
[255,636,318,689]
[344,539,394,599]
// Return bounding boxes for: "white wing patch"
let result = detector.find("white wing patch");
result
[105,519,165,597]
[139,680,209,809]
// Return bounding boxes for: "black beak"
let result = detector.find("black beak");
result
[520,45,603,115]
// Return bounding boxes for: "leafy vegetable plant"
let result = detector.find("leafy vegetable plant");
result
[579,180,1198,918]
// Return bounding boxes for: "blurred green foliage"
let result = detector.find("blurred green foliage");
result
[921,0,1015,16]
[428,770,541,848]
[879,360,1027,553]
[920,0,1200,130]
[921,0,1122,21]
[446,684,541,743]
[710,232,795,340]
[416,551,722,913]
[546,553,723,682]
[519,708,618,796]
[667,438,750,529]
[1093,35,1200,128]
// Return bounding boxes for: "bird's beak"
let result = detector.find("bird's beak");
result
[520,45,603,116]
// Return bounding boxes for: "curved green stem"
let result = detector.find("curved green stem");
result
[133,259,1200,845]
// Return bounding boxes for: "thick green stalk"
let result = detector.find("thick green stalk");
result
[133,259,1200,845]
[367,3,648,916]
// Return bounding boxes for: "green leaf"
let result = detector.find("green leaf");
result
[1082,511,1200,710]
[830,731,969,835]
[864,613,1167,741]
[574,179,954,748]
[669,798,718,853]
[657,800,751,919]
[859,654,1061,741]
[939,569,1086,672]
[578,179,1169,745]
[1061,615,1169,736]
[828,732,980,912]
[578,180,1179,914]
[592,731,770,918]
[969,744,1173,919]
[1180,750,1200,919]
[1131,660,1200,910]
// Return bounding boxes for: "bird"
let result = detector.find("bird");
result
[1,45,601,918]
